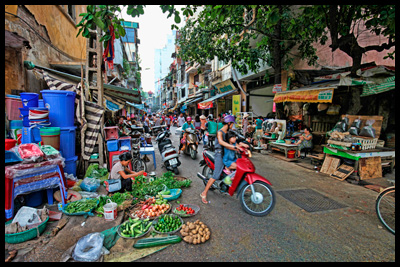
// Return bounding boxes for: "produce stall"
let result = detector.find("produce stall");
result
[321,114,395,180]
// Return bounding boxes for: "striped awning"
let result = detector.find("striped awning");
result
[361,76,395,97]
[43,72,105,161]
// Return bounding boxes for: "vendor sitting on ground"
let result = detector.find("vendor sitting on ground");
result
[109,152,145,192]
[294,126,313,158]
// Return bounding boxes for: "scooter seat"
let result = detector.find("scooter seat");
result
[204,150,215,163]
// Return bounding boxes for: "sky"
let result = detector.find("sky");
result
[120,5,185,93]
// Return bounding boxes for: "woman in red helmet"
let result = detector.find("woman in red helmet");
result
[200,115,248,204]
[179,116,195,154]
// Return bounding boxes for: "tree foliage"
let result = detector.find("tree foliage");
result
[291,5,395,76]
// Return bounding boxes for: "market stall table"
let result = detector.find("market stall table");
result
[269,142,299,159]
[5,158,68,221]
[322,145,395,179]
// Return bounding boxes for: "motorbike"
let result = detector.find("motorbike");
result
[182,128,199,160]
[155,129,181,175]
[197,146,276,217]
[151,125,166,137]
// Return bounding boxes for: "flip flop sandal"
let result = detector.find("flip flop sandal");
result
[200,193,209,204]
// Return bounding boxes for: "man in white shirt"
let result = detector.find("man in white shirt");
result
[177,113,186,127]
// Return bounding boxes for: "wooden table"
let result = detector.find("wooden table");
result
[269,142,299,158]
[322,145,395,178]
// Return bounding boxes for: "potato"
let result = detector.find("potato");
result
[183,236,192,243]
[189,223,195,230]
[201,237,206,243]
[191,229,197,235]
[205,234,210,241]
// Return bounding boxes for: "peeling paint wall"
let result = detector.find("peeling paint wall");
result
[5,5,87,95]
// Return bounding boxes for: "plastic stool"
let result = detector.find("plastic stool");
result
[140,147,156,170]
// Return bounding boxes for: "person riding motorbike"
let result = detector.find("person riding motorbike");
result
[200,115,248,204]
[179,116,195,154]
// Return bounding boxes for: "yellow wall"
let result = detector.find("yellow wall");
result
[25,5,87,60]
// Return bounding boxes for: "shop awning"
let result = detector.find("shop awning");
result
[185,96,203,105]
[198,89,237,109]
[126,102,147,112]
[25,61,141,104]
[360,76,395,97]
[273,81,338,103]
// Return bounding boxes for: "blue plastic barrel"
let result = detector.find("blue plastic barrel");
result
[20,92,39,108]
[25,191,44,207]
[59,126,76,158]
[64,155,78,176]
[41,90,76,127]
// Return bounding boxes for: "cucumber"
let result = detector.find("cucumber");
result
[133,235,182,249]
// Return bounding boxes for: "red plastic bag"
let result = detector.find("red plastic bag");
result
[18,143,44,161]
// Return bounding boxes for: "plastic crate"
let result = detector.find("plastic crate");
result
[107,139,119,152]
[353,136,378,150]
[104,126,119,141]
[118,136,131,151]
[5,96,23,121]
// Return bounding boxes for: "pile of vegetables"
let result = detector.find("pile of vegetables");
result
[174,204,196,215]
[95,192,132,216]
[153,214,182,233]
[119,217,152,238]
[130,172,191,203]
[64,198,99,214]
[180,220,211,244]
[132,196,170,219]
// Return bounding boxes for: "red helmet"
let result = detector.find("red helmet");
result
[186,116,192,122]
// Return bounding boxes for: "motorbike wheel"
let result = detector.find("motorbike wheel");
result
[132,159,147,172]
[190,147,197,160]
[173,167,179,175]
[238,181,275,217]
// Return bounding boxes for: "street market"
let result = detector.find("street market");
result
[5,5,395,262]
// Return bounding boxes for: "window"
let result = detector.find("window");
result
[67,5,76,22]
[181,87,186,98]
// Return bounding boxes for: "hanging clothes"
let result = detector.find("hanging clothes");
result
[103,25,115,70]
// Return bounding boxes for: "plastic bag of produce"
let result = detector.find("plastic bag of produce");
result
[359,119,376,138]
[72,232,105,262]
[349,118,362,135]
[80,177,100,192]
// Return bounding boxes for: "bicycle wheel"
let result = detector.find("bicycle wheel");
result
[376,187,395,235]
[132,159,147,172]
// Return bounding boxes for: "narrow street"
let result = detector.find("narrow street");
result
[136,126,395,262]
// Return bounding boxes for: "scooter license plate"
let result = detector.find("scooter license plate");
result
[169,158,178,165]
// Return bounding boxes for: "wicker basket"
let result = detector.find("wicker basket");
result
[353,136,378,150]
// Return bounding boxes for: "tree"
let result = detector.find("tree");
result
[291,5,395,77]
[176,5,298,84]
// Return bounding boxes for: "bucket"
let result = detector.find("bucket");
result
[40,127,61,151]
[41,90,76,127]
[59,126,76,158]
[10,120,23,140]
[19,107,30,127]
[20,92,39,108]
[25,191,44,207]
[5,95,23,121]
[64,155,78,176]
[5,139,17,150]
[287,150,296,159]
[103,199,118,221]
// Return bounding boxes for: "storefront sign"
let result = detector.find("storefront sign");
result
[272,84,282,93]
[198,102,213,109]
[215,79,236,94]
[232,94,241,115]
[273,88,334,103]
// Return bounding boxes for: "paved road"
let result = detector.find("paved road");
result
[136,126,395,262]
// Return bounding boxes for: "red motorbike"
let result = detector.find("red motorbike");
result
[197,147,276,216]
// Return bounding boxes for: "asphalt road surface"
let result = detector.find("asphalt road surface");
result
[135,126,395,262]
